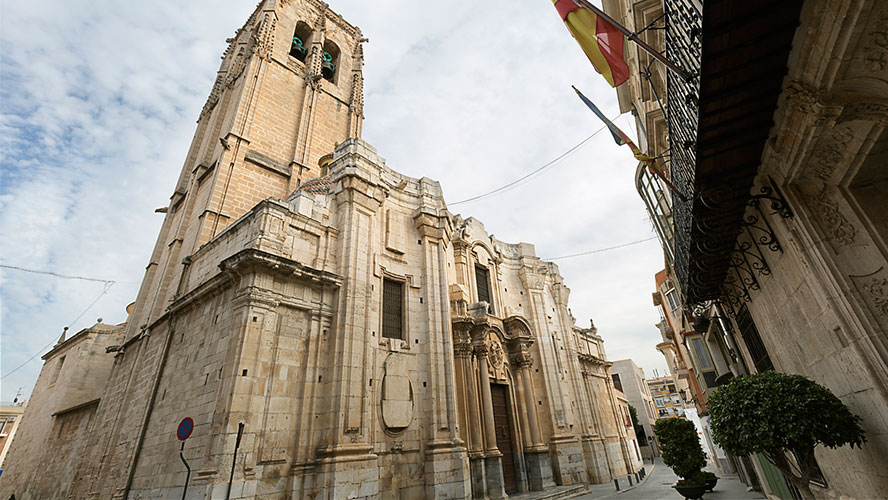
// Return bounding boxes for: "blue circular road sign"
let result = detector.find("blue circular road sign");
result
[177,417,194,441]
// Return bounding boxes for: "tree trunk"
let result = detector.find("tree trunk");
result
[786,475,816,500]
[767,450,816,500]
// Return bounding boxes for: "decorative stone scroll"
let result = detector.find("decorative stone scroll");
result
[810,127,853,180]
[810,187,856,245]
[488,338,505,370]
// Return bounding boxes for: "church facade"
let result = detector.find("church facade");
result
[0,1,641,499]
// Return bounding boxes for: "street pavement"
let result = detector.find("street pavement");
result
[574,458,766,500]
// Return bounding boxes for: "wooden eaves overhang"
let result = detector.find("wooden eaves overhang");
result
[676,0,804,304]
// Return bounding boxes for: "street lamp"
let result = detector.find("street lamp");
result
[679,388,698,406]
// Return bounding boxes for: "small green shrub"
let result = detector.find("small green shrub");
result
[654,417,706,483]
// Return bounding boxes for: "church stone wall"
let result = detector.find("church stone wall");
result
[0,1,640,498]
[0,323,125,499]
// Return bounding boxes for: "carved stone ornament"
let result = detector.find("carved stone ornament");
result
[862,277,888,316]
[453,342,474,359]
[509,350,533,369]
[811,187,856,245]
[783,81,823,116]
[473,343,489,358]
[839,102,888,127]
[256,12,277,61]
[200,74,226,118]
[864,12,888,73]
[810,127,853,180]
[227,46,249,87]
[488,338,505,370]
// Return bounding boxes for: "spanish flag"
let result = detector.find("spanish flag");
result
[553,0,630,87]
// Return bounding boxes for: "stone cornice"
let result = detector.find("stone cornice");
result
[577,352,611,367]
[220,248,342,287]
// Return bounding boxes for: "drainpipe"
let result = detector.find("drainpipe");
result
[123,316,177,499]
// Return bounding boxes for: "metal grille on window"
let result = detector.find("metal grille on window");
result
[736,305,773,372]
[475,265,493,314]
[382,278,403,340]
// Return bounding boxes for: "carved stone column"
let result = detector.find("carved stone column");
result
[474,340,508,499]
[513,348,554,491]
[512,373,532,449]
[453,323,486,499]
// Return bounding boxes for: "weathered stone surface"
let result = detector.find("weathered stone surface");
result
[0,2,636,498]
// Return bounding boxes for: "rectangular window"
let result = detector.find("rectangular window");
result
[665,288,680,311]
[702,371,719,388]
[475,265,493,313]
[612,373,623,392]
[736,305,773,372]
[690,337,714,370]
[382,279,403,340]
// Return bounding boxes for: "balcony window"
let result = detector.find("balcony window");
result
[475,265,493,314]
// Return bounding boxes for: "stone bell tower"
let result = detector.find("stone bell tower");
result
[126,0,366,339]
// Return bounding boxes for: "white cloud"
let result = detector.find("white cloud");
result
[0,0,669,401]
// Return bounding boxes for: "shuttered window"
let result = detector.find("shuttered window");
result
[736,305,773,372]
[475,265,492,313]
[382,279,403,340]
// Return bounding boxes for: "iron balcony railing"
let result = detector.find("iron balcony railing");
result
[665,0,702,301]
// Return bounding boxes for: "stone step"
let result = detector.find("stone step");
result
[509,483,588,500]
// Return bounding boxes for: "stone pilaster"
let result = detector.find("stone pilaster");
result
[474,340,508,499]
[515,354,555,491]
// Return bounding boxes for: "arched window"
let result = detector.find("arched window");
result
[321,40,340,83]
[290,22,312,62]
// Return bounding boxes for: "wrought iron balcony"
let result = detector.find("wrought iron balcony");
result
[665,0,804,306]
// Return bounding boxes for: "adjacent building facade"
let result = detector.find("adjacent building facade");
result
[0,404,25,472]
[0,1,641,498]
[645,377,684,419]
[610,359,657,457]
[608,0,888,498]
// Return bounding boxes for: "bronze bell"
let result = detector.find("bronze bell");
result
[290,37,307,61]
[321,51,336,79]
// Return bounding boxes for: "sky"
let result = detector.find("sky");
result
[0,0,671,403]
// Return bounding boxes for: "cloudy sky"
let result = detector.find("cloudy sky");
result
[0,0,670,402]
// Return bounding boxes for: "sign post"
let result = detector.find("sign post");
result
[224,422,245,500]
[177,417,194,500]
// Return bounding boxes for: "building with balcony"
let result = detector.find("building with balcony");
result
[607,0,888,497]
[646,376,684,419]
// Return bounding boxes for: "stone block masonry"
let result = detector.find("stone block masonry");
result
[0,1,638,498]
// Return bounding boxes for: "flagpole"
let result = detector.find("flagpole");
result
[573,0,693,82]
[648,162,688,202]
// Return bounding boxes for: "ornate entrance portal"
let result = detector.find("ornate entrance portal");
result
[491,384,518,494]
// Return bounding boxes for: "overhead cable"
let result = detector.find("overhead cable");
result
[545,236,658,261]
[449,113,627,206]
[0,281,114,380]
[0,264,117,284]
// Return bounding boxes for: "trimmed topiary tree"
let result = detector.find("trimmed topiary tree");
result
[654,417,707,485]
[708,371,866,500]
